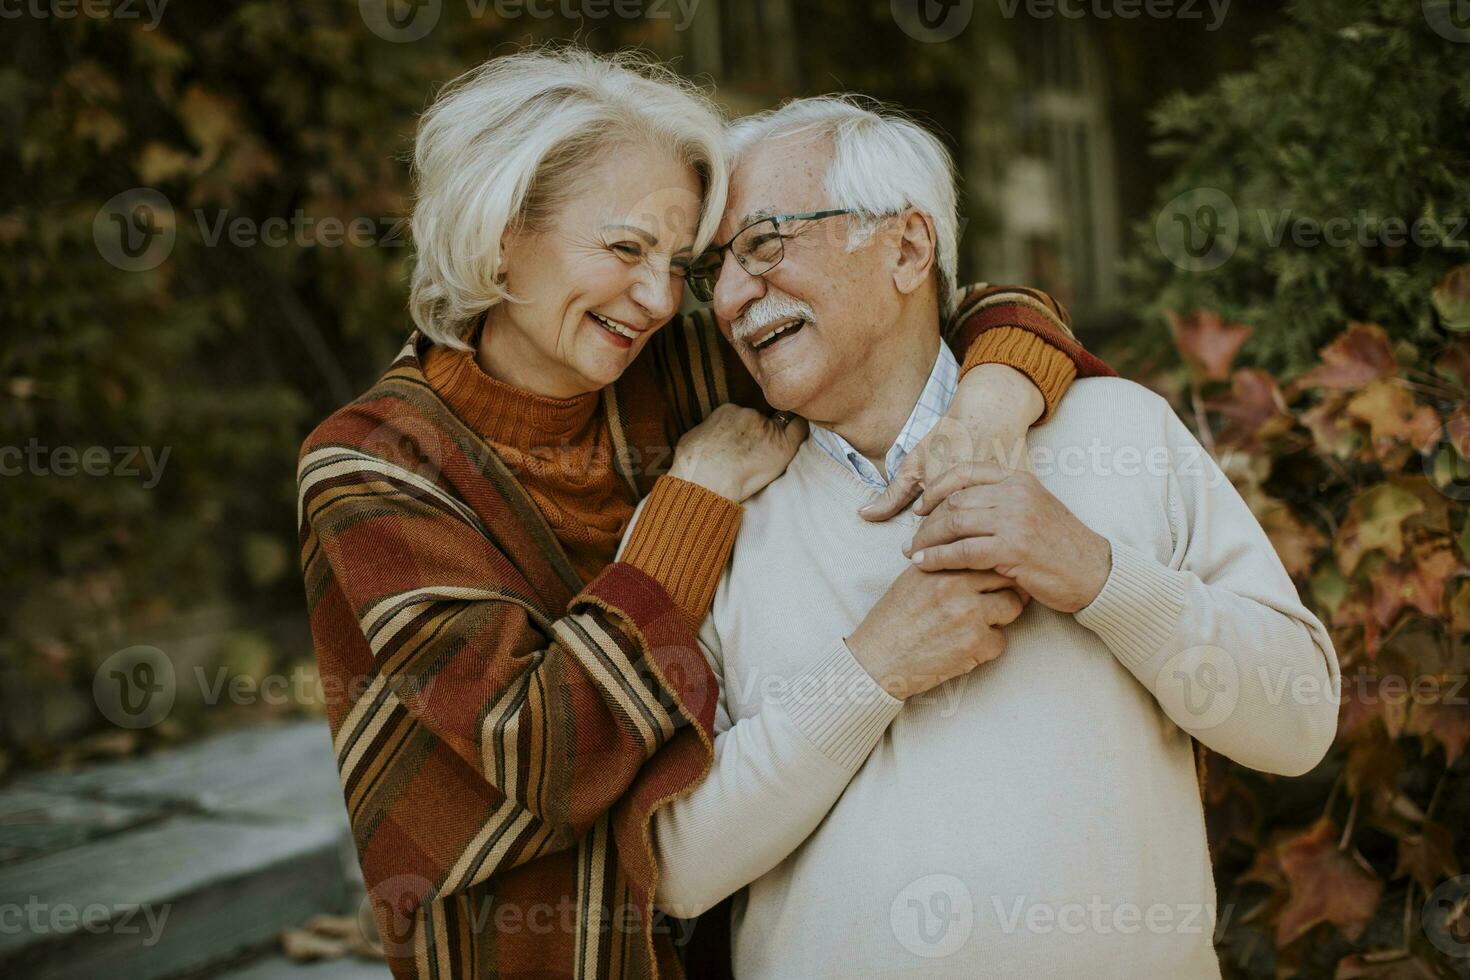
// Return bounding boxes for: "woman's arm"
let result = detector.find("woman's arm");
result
[297,422,723,908]
[861,285,1120,520]
[651,637,901,918]
[944,283,1114,421]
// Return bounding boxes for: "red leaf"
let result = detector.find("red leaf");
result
[1445,404,1470,459]
[1407,699,1470,766]
[1392,820,1460,894]
[1369,543,1463,627]
[1293,323,1398,394]
[1274,819,1384,946]
[1209,368,1291,451]
[1167,309,1253,382]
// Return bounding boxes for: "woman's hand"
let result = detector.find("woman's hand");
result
[859,364,1043,521]
[669,404,809,503]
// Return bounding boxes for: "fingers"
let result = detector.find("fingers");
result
[859,453,923,522]
[914,461,1014,516]
[780,416,809,449]
[977,589,1025,626]
[906,497,999,555]
[910,535,1004,573]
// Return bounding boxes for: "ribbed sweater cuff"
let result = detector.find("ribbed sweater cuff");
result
[777,641,903,771]
[960,326,1078,422]
[1074,540,1188,670]
[619,476,742,632]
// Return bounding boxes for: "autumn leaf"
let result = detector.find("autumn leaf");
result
[1302,392,1362,459]
[74,107,126,153]
[1369,542,1463,627]
[1167,309,1253,382]
[1346,727,1406,793]
[1333,586,1383,658]
[1337,672,1381,741]
[1450,580,1470,632]
[1345,380,1441,460]
[1433,263,1470,333]
[1273,818,1384,945]
[1446,405,1470,459]
[1293,323,1398,394]
[1334,954,1440,979]
[1393,820,1460,894]
[1209,368,1291,451]
[1435,341,1470,388]
[136,142,197,185]
[1336,483,1427,574]
[1407,698,1470,766]
[1261,500,1327,578]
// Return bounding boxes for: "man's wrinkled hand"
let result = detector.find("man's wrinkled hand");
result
[903,462,1112,614]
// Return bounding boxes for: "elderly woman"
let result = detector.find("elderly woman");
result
[298,49,1103,980]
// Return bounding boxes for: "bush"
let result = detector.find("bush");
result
[1123,0,1470,376]
[1125,2,1470,972]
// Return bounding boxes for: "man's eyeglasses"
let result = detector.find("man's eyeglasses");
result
[686,209,861,303]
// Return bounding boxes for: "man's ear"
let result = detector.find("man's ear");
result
[892,208,937,298]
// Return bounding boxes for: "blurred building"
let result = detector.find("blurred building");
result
[673,0,1281,339]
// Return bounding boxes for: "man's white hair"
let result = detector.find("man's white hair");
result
[724,95,959,318]
[409,48,728,348]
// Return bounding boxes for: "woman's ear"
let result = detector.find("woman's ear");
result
[496,228,515,288]
[892,208,937,297]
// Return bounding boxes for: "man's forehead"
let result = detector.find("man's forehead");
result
[722,138,833,231]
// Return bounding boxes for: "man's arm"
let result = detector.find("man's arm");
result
[1070,407,1341,777]
[906,390,1341,777]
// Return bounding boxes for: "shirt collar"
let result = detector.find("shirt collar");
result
[808,342,959,489]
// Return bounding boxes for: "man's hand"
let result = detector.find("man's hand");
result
[904,462,1112,614]
[845,566,1024,700]
[859,364,1041,522]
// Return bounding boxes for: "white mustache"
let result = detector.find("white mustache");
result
[731,292,816,344]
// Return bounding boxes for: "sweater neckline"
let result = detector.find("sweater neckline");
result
[421,342,601,448]
[791,438,922,530]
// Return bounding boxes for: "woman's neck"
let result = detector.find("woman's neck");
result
[475,307,594,401]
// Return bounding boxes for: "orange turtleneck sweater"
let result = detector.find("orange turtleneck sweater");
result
[422,342,742,628]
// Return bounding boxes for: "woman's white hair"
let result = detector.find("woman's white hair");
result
[724,96,960,317]
[409,48,728,348]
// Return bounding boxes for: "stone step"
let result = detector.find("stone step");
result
[214,953,393,980]
[0,721,360,980]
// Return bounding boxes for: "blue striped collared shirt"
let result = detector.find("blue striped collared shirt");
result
[808,342,959,489]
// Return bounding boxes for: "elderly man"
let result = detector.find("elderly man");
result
[625,97,1341,978]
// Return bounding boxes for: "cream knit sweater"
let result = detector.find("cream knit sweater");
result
[626,378,1340,979]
